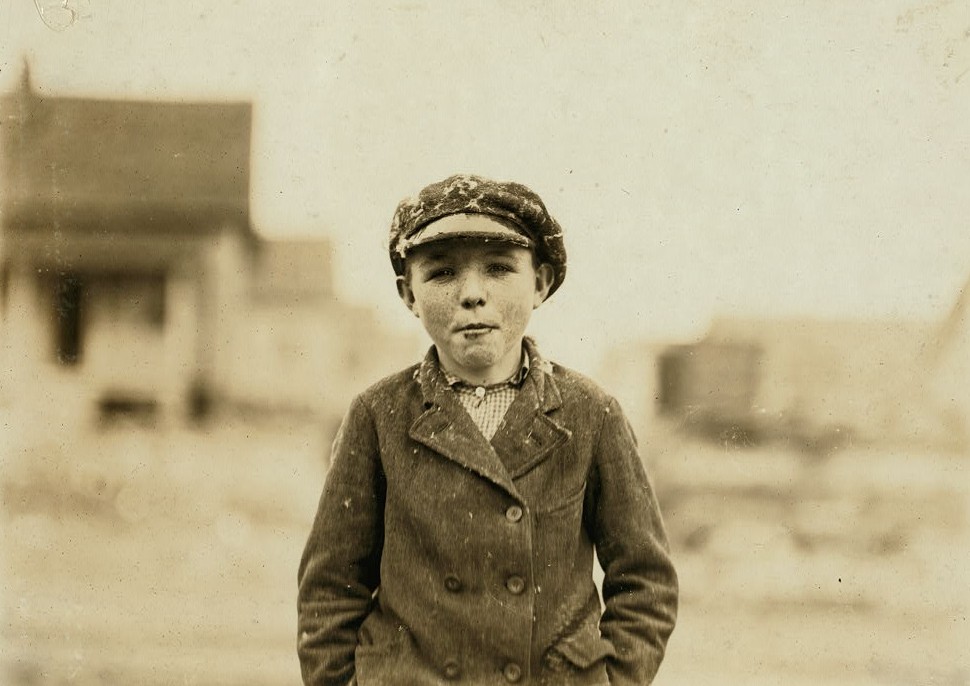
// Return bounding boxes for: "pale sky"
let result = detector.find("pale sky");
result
[2,0,968,372]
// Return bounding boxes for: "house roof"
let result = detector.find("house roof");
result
[1,77,252,234]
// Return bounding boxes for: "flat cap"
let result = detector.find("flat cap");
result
[389,174,567,298]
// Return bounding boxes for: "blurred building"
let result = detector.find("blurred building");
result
[0,66,414,426]
[604,313,960,450]
[656,339,762,437]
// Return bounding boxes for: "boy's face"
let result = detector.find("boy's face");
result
[398,222,554,384]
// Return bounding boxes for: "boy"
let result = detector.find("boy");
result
[297,175,678,685]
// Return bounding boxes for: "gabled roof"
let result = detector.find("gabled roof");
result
[1,74,252,234]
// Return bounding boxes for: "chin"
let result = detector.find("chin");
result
[453,341,503,366]
[456,350,498,370]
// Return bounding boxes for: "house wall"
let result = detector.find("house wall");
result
[657,343,762,420]
[614,317,945,450]
[707,318,933,445]
[597,340,662,438]
[0,228,421,425]
[0,263,92,424]
[225,298,421,419]
[193,227,253,405]
[0,259,205,423]
[226,301,340,415]
[0,224,238,422]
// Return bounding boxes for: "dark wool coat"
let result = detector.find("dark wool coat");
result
[298,340,678,686]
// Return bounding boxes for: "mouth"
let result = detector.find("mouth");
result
[456,323,497,334]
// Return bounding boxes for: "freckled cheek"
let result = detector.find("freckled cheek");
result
[417,297,455,333]
[498,301,533,334]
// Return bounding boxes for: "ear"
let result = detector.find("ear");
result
[532,263,554,308]
[396,275,419,317]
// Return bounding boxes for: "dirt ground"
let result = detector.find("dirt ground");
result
[1,413,967,685]
[650,438,970,685]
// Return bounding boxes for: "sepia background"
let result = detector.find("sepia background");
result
[1,1,968,684]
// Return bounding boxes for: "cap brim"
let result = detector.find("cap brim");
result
[407,213,533,251]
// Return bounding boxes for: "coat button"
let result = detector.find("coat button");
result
[503,662,523,682]
[505,575,525,595]
[443,659,461,679]
[505,505,523,522]
[444,574,462,592]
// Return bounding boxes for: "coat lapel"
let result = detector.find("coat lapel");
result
[490,354,571,479]
[407,341,571,496]
[408,348,518,496]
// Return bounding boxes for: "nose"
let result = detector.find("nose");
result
[458,271,487,308]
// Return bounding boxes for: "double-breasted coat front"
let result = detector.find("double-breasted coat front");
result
[298,340,678,685]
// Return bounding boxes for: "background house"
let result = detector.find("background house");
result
[0,67,416,428]
[603,312,958,451]
[227,237,418,418]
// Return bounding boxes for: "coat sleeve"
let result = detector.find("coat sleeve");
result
[587,397,678,685]
[298,396,385,686]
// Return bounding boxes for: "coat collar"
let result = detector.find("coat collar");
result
[408,338,570,499]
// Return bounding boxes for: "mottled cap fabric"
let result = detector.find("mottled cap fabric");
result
[389,174,567,298]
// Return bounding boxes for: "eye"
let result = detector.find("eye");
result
[426,267,455,281]
[488,262,516,274]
